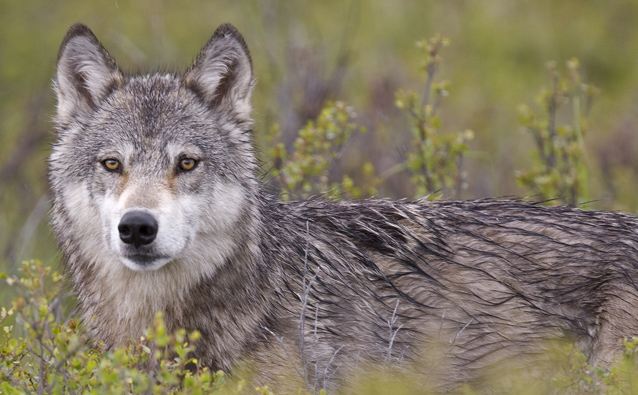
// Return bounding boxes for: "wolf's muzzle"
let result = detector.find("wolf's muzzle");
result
[118,211,158,248]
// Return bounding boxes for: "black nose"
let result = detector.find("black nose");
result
[118,211,158,248]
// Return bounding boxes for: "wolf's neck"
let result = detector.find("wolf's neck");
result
[77,254,209,347]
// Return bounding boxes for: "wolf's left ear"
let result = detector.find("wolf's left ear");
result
[55,24,124,126]
[184,24,254,122]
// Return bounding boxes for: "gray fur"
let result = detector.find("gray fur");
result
[50,23,638,392]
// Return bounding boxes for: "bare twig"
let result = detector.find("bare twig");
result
[262,325,304,380]
[451,317,474,346]
[387,300,404,362]
[322,345,344,391]
[299,220,311,389]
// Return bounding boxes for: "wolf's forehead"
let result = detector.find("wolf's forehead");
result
[121,76,191,115]
[127,73,181,92]
[101,76,212,139]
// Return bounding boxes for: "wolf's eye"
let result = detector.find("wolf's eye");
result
[102,159,121,172]
[178,158,197,172]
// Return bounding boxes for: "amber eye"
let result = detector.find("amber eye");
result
[178,158,197,171]
[102,159,121,172]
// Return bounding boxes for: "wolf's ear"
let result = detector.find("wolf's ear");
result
[55,24,124,125]
[184,24,254,122]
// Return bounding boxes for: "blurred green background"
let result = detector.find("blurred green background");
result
[1,0,638,298]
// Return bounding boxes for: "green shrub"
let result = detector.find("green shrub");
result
[0,261,234,394]
[268,101,374,201]
[516,59,599,206]
[395,35,474,199]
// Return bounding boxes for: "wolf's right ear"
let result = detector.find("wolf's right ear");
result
[55,24,124,126]
[184,24,254,122]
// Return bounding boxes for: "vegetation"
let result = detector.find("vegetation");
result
[1,261,232,394]
[516,59,598,206]
[394,34,473,199]
[268,101,372,200]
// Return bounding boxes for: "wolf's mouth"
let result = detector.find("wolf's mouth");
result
[122,252,170,266]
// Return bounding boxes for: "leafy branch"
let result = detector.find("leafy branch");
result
[396,35,474,199]
[516,59,599,205]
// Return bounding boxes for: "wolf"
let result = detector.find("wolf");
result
[49,23,638,392]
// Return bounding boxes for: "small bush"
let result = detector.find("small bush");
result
[516,59,599,205]
[0,261,234,394]
[395,35,473,199]
[268,101,374,200]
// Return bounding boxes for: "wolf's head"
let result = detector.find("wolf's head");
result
[49,24,260,274]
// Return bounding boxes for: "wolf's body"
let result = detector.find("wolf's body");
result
[49,24,638,391]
